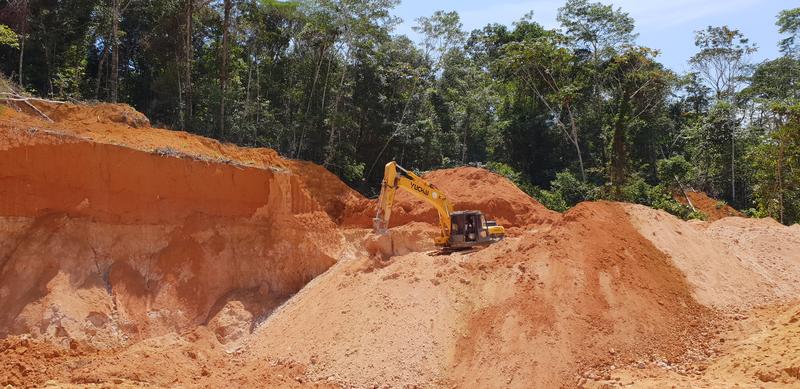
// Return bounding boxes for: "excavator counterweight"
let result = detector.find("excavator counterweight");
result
[374,161,505,249]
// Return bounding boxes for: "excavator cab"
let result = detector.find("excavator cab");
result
[449,211,503,249]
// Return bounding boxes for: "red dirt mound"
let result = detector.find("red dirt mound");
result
[245,201,715,388]
[676,190,743,221]
[373,166,558,230]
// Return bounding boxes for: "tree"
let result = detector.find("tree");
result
[498,30,589,181]
[750,105,800,224]
[217,0,232,138]
[690,26,756,100]
[557,0,637,62]
[777,7,800,57]
[2,0,28,85]
[183,0,195,131]
[690,26,756,203]
[604,47,672,191]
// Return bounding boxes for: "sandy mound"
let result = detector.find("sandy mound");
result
[0,329,333,388]
[596,302,800,388]
[625,204,800,309]
[244,202,714,388]
[676,191,743,221]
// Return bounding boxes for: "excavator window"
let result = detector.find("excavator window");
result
[466,214,482,242]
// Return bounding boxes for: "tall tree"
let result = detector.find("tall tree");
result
[557,0,637,63]
[690,26,756,203]
[777,7,800,57]
[110,0,120,102]
[499,30,589,180]
[604,47,672,191]
[219,0,231,138]
[183,0,194,131]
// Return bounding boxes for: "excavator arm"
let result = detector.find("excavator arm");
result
[374,161,454,246]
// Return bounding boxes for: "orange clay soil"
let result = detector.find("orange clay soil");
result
[675,190,743,221]
[2,101,800,388]
[363,166,560,233]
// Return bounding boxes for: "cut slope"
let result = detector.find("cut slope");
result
[0,103,349,348]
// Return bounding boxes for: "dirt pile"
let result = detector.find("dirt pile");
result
[600,302,800,388]
[626,204,800,309]
[676,190,743,221]
[0,330,333,388]
[244,202,715,388]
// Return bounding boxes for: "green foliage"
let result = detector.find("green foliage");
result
[748,109,800,224]
[777,8,800,56]
[341,159,366,183]
[533,170,596,212]
[486,161,536,194]
[656,155,694,189]
[0,24,18,49]
[557,0,637,59]
[618,175,696,219]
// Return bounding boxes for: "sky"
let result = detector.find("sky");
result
[391,0,796,72]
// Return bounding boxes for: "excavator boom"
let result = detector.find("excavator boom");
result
[374,161,505,248]
[374,161,454,245]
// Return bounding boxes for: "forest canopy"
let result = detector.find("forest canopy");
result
[1,0,799,224]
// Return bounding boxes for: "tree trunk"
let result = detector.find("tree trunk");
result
[18,34,24,86]
[611,92,631,194]
[322,51,343,168]
[731,133,736,204]
[110,0,120,103]
[219,0,231,139]
[184,0,193,131]
[778,136,784,224]
[567,110,586,182]
[14,0,29,87]
[295,45,326,158]
[94,43,109,99]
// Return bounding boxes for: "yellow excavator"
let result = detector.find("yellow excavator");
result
[373,161,505,250]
